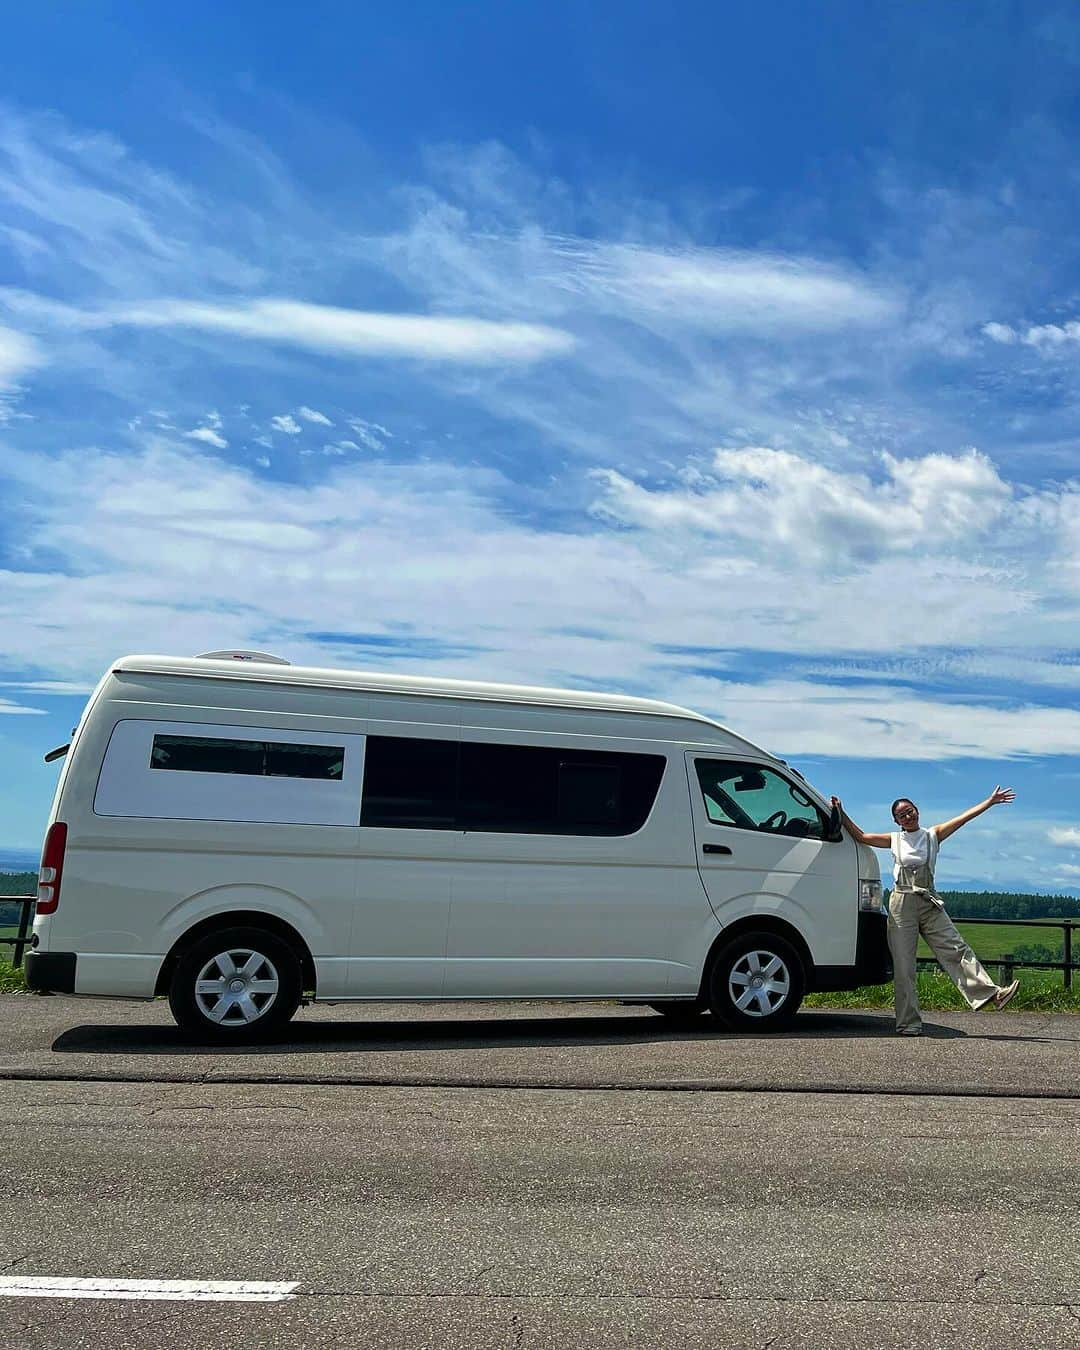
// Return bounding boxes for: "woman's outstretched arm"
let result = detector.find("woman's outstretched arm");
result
[933,786,1016,842]
[830,797,892,849]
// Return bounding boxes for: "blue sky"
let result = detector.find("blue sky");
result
[2,1,1080,890]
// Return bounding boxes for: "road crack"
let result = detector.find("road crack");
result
[285,1289,1080,1307]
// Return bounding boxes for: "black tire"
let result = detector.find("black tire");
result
[647,999,710,1022]
[707,931,805,1032]
[168,925,302,1044]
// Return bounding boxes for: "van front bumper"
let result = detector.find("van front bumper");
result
[24,951,77,994]
[809,912,892,992]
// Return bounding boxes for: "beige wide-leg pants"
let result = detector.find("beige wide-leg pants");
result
[888,889,1000,1034]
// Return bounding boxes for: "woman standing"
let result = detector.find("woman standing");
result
[830,788,1020,1036]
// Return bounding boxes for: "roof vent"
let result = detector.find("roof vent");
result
[194,650,291,666]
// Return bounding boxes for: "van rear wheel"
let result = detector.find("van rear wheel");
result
[168,926,302,1043]
[707,931,804,1032]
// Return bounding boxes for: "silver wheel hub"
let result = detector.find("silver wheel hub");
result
[195,948,280,1026]
[729,949,790,1018]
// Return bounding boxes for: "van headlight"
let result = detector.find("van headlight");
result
[859,879,883,912]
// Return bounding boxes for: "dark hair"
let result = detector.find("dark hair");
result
[891,798,916,822]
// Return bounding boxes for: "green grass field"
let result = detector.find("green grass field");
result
[921,919,1074,962]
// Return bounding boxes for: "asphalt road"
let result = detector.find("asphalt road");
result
[1,997,1078,1348]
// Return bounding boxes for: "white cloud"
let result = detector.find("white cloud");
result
[345,418,390,451]
[185,426,228,449]
[591,446,1014,567]
[1048,826,1080,847]
[109,298,576,365]
[297,406,332,425]
[668,675,1080,761]
[0,325,40,386]
[270,414,302,435]
[552,241,899,333]
[982,318,1080,350]
[0,695,46,715]
[0,679,94,694]
[3,438,1080,766]
[982,321,1018,344]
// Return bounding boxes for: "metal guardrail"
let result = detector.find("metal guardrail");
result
[0,895,35,968]
[2,897,1078,987]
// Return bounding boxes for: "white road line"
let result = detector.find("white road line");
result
[0,1276,299,1302]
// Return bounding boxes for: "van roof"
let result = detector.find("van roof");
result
[112,653,740,734]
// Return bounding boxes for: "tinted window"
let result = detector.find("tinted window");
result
[360,736,665,836]
[151,735,344,780]
[458,742,558,833]
[360,736,458,829]
[460,744,664,835]
[695,759,826,840]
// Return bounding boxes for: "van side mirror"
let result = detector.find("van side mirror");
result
[825,803,844,843]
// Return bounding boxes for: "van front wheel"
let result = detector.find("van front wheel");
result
[168,926,302,1043]
[707,932,804,1032]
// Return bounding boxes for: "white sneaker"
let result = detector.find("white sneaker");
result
[993,979,1019,1011]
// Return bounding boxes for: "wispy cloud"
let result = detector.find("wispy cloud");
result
[346,418,390,450]
[297,405,332,425]
[270,413,302,435]
[0,695,46,716]
[983,319,1080,349]
[109,297,576,364]
[185,425,228,448]
[0,325,39,385]
[1048,826,1080,846]
[546,240,899,332]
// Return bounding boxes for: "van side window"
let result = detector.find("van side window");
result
[151,735,344,781]
[360,736,458,829]
[360,737,665,836]
[95,720,366,826]
[458,744,661,834]
[694,759,827,840]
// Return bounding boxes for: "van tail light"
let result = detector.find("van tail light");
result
[36,822,68,915]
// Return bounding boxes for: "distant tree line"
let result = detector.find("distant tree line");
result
[0,871,35,902]
[889,890,1080,920]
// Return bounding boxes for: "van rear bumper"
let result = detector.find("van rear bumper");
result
[24,951,77,994]
[809,912,892,992]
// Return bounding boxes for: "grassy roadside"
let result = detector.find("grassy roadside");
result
[805,968,1080,1014]
[0,954,27,993]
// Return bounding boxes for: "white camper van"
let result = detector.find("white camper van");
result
[27,652,889,1041]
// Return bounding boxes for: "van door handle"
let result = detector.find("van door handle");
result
[702,843,732,855]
